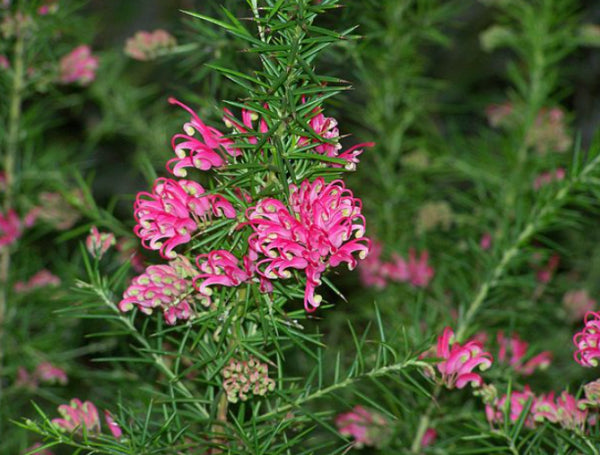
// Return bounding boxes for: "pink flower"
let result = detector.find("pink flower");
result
[13,269,60,293]
[119,261,198,325]
[497,332,552,375]
[334,406,391,449]
[407,249,434,287]
[0,54,9,70]
[134,177,235,259]
[222,107,268,145]
[51,399,122,438]
[247,177,370,312]
[59,45,98,86]
[427,327,493,389]
[421,428,437,447]
[167,98,241,176]
[23,443,53,455]
[563,289,596,322]
[37,1,58,15]
[532,391,588,431]
[480,232,492,250]
[486,386,536,428]
[222,356,275,403]
[35,362,67,385]
[0,208,22,248]
[533,168,565,190]
[52,399,101,434]
[104,411,122,439]
[573,311,600,367]
[86,226,116,259]
[486,102,513,128]
[124,29,176,61]
[193,250,256,306]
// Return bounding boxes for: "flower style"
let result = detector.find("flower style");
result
[573,311,600,367]
[334,405,391,449]
[119,260,198,325]
[104,411,123,439]
[222,355,275,403]
[0,208,22,248]
[124,29,176,61]
[86,226,116,259]
[428,327,493,389]
[167,98,241,176]
[134,177,235,259]
[247,177,370,311]
[59,45,98,86]
[496,331,552,375]
[52,399,101,434]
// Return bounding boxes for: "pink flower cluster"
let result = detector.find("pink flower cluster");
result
[424,327,493,389]
[359,241,434,289]
[119,261,197,325]
[0,208,22,248]
[124,29,176,61]
[85,226,115,259]
[16,362,67,389]
[533,168,565,190]
[167,98,241,176]
[334,405,391,449]
[59,45,98,86]
[496,331,552,375]
[247,177,370,311]
[573,311,600,367]
[51,399,122,439]
[486,387,592,432]
[134,177,235,259]
[13,269,60,293]
[221,355,275,403]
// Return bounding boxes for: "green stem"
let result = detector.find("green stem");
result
[0,24,25,412]
[260,359,422,421]
[410,385,440,454]
[88,283,210,419]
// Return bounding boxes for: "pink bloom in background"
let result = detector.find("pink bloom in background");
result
[15,367,37,389]
[52,399,101,434]
[167,98,241,176]
[334,405,391,449]
[37,1,58,15]
[35,362,68,385]
[573,311,600,367]
[532,391,588,431]
[59,45,98,86]
[421,428,437,448]
[124,29,176,61]
[528,107,572,155]
[134,177,235,259]
[486,386,537,429]
[357,239,434,290]
[0,54,9,70]
[563,289,596,322]
[426,327,492,389]
[13,269,60,293]
[247,177,370,312]
[535,253,560,284]
[533,168,565,190]
[485,101,513,128]
[85,226,116,259]
[0,208,21,248]
[51,399,121,438]
[22,443,53,455]
[119,261,197,325]
[496,331,552,375]
[480,232,492,250]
